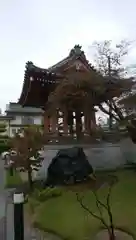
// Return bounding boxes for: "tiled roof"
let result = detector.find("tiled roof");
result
[0,115,14,120]
[18,45,96,108]
[6,103,44,114]
[48,44,95,72]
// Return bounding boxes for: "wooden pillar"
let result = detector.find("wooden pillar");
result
[51,111,58,135]
[84,110,92,135]
[91,110,96,128]
[75,111,82,139]
[84,115,90,134]
[44,113,50,134]
[63,112,68,135]
[67,111,74,136]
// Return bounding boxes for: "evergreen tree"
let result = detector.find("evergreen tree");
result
[0,123,10,153]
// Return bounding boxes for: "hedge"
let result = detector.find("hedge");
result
[0,139,9,144]
[0,135,9,139]
[0,144,10,154]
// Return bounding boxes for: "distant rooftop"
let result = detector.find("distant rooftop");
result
[0,115,14,120]
[5,102,44,114]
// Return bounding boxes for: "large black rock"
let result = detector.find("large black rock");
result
[46,147,93,186]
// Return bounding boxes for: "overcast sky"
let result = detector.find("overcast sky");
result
[0,0,136,113]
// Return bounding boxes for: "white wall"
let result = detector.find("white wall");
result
[9,127,20,138]
[40,138,136,172]
[9,116,23,137]
[10,115,43,125]
[34,116,43,125]
[9,115,43,137]
[10,116,22,125]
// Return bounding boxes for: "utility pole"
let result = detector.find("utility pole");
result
[108,56,112,130]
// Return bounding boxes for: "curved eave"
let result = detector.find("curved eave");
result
[18,62,63,108]
[77,55,97,72]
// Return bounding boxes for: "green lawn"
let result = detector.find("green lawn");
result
[5,169,23,188]
[28,170,136,240]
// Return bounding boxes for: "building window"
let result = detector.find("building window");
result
[21,116,34,125]
[12,129,17,135]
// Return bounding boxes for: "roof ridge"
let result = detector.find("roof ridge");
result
[48,56,71,70]
[47,44,89,71]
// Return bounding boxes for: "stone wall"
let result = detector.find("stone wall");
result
[36,138,136,180]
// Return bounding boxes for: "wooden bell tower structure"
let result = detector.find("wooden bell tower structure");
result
[18,45,97,139]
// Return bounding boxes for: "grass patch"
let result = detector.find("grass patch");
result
[27,169,136,240]
[5,169,23,188]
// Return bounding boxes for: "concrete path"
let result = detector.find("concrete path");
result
[1,158,61,239]
[0,159,7,240]
[5,188,48,240]
[6,196,60,239]
[0,159,40,240]
[6,192,14,240]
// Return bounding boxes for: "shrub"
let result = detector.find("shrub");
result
[0,135,9,139]
[0,144,10,154]
[5,170,22,188]
[32,187,63,202]
[125,160,136,170]
[33,180,45,190]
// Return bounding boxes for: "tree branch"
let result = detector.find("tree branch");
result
[98,104,120,121]
[106,185,115,237]
[76,193,110,230]
[93,191,108,211]
[93,191,103,219]
[110,100,124,120]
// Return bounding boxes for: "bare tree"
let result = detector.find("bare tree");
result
[92,40,131,130]
[76,179,117,240]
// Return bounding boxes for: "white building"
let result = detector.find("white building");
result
[3,102,44,137]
